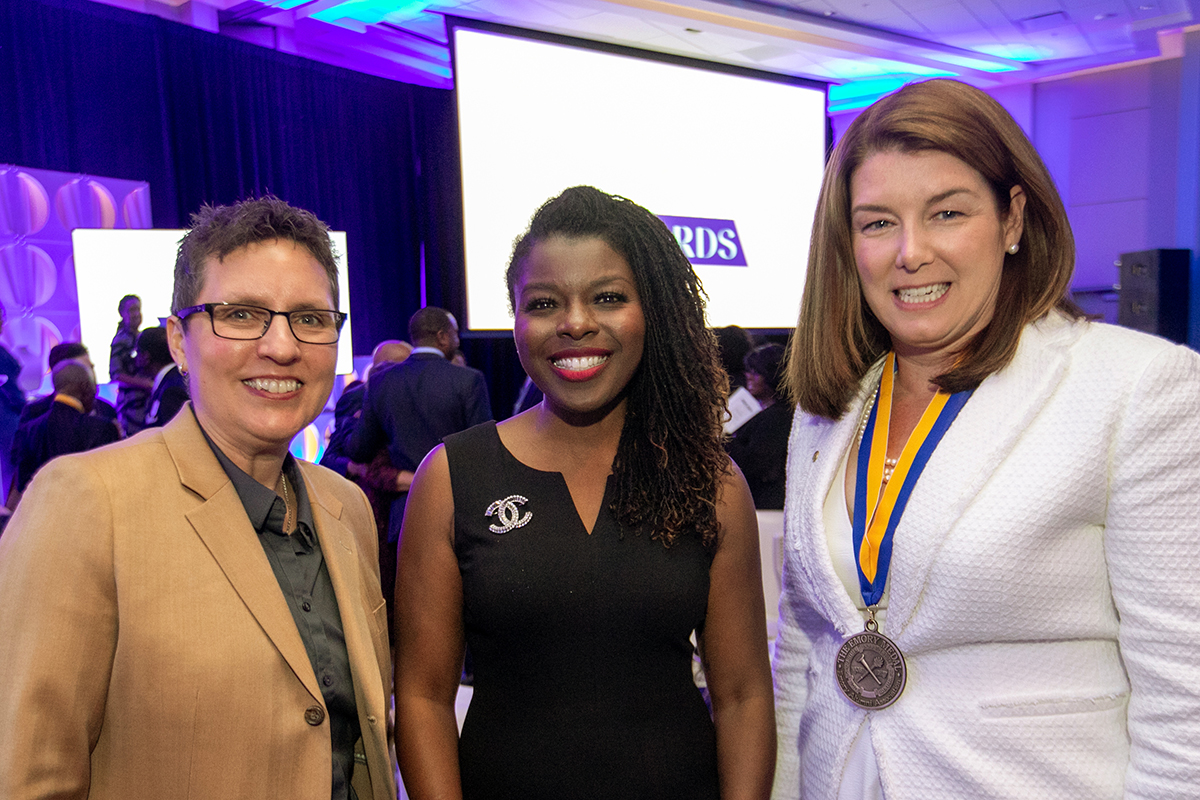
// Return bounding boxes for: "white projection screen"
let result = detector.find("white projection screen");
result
[72,228,354,383]
[452,21,828,331]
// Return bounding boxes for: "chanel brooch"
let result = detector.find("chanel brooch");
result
[485,495,532,534]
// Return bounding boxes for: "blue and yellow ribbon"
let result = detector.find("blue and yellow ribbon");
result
[853,353,973,607]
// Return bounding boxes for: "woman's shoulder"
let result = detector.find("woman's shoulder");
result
[443,419,498,448]
[1031,314,1200,382]
[442,420,501,465]
[1028,310,1185,355]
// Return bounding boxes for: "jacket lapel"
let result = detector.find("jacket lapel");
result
[786,360,886,635]
[886,314,1083,639]
[163,407,323,703]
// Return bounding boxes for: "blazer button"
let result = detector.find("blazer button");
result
[305,705,326,726]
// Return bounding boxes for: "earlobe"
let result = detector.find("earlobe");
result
[1006,185,1027,246]
[166,315,188,374]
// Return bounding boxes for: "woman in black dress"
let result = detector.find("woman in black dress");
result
[394,186,775,799]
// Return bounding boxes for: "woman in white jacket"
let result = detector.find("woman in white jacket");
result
[773,78,1200,800]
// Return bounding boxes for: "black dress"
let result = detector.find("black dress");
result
[444,422,719,800]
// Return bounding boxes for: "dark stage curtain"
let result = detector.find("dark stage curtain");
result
[0,0,468,357]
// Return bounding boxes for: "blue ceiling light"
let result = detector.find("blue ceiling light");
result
[933,52,1023,72]
[827,77,911,112]
[312,0,429,25]
[973,43,1046,62]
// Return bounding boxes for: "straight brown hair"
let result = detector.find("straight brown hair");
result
[787,79,1081,419]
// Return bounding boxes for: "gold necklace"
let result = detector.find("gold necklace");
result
[280,472,293,533]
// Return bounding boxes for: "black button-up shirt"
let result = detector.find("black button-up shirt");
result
[202,429,360,800]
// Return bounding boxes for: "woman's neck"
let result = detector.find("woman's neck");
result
[201,420,289,489]
[891,349,953,404]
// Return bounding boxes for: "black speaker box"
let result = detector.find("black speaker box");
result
[1117,248,1190,343]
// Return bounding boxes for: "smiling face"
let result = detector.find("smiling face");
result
[512,236,645,424]
[120,297,143,332]
[850,148,1025,367]
[167,238,338,470]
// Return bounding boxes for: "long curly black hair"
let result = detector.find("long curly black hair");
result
[507,187,730,548]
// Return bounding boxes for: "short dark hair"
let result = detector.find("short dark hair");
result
[172,196,339,315]
[714,325,753,388]
[118,294,140,313]
[48,342,89,369]
[506,186,729,548]
[408,307,454,345]
[52,360,93,399]
[745,343,787,400]
[787,79,1081,419]
[136,327,172,369]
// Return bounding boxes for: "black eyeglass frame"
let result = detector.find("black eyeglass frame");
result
[175,302,347,345]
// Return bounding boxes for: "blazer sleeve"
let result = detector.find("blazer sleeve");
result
[1104,342,1200,798]
[0,455,118,799]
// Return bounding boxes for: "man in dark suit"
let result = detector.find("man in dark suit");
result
[137,327,188,429]
[322,338,413,633]
[320,339,412,479]
[20,342,118,427]
[11,360,120,501]
[348,307,491,546]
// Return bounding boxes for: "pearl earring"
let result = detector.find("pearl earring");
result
[1007,243,1019,255]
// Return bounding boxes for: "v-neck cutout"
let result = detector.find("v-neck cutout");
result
[491,423,613,536]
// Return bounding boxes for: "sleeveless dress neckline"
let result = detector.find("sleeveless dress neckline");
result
[487,420,614,536]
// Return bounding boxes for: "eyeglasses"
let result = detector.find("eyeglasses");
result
[176,303,347,345]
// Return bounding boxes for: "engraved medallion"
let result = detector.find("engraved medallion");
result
[835,629,906,710]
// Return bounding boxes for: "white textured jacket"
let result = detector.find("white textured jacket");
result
[772,313,1200,799]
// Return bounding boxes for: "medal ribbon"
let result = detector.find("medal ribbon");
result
[853,353,973,607]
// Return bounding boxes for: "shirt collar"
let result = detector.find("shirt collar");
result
[53,394,85,413]
[198,425,317,547]
[410,346,445,358]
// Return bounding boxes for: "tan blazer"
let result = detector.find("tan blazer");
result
[0,406,396,800]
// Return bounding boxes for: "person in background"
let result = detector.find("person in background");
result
[394,186,775,800]
[137,326,188,429]
[20,342,118,427]
[511,375,544,416]
[725,343,791,509]
[773,79,1200,799]
[714,324,753,391]
[321,337,413,633]
[11,360,119,502]
[0,301,25,500]
[0,196,396,799]
[347,306,491,549]
[321,339,413,480]
[110,293,152,436]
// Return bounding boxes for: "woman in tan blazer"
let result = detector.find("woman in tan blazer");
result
[0,197,396,800]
